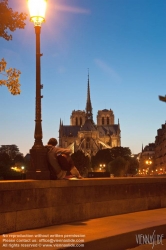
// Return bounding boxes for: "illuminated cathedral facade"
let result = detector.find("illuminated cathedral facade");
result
[59,75,121,157]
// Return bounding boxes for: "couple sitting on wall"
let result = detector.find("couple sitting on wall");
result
[45,138,82,180]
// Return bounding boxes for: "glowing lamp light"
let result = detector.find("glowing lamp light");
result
[27,0,47,26]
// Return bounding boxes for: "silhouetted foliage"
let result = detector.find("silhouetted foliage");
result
[91,149,113,169]
[110,147,131,160]
[91,147,131,170]
[0,145,20,159]
[0,0,27,41]
[127,157,139,175]
[14,154,24,164]
[71,150,90,176]
[108,156,128,177]
[0,145,25,179]
[0,152,11,166]
[0,152,12,177]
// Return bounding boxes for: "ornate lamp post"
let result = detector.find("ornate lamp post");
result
[26,0,50,179]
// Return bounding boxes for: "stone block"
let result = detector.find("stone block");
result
[0,188,47,213]
[94,186,110,202]
[14,188,36,211]
[160,183,166,196]
[84,186,96,203]
[161,196,166,207]
[0,211,16,234]
[51,203,88,224]
[0,190,16,213]
[148,183,158,196]
[35,188,52,208]
[69,186,86,204]
[139,183,150,197]
[88,201,110,218]
[51,187,74,206]
[16,208,52,231]
[114,184,129,200]
[148,196,161,210]
[108,197,148,216]
[126,185,136,199]
[126,197,148,213]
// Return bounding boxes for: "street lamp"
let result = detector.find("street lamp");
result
[28,0,47,25]
[26,0,50,179]
[145,158,152,175]
[145,159,152,165]
[99,164,106,172]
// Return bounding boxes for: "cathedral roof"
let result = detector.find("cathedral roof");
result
[61,126,80,137]
[102,109,109,112]
[61,123,120,136]
[98,125,119,136]
[80,119,97,131]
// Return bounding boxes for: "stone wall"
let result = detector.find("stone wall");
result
[1,177,166,234]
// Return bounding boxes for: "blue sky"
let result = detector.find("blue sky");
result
[0,0,166,156]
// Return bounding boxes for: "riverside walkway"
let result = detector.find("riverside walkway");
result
[0,208,166,250]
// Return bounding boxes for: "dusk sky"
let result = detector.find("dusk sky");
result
[1,0,166,156]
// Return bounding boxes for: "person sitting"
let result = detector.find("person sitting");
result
[45,138,82,180]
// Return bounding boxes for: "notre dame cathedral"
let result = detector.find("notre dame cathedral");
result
[59,74,121,157]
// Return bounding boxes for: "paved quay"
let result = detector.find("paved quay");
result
[127,239,166,250]
[1,208,166,250]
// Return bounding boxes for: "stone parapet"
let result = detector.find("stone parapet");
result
[0,177,166,234]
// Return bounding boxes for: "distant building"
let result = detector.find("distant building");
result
[138,143,155,175]
[154,122,166,174]
[59,74,121,158]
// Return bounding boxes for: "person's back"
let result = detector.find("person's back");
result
[45,138,82,179]
[45,144,67,179]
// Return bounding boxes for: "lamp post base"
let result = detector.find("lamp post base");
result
[26,146,50,180]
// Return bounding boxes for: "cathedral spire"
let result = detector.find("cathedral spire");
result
[59,119,61,133]
[85,70,93,120]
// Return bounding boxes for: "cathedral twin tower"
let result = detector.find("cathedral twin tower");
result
[59,74,121,157]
